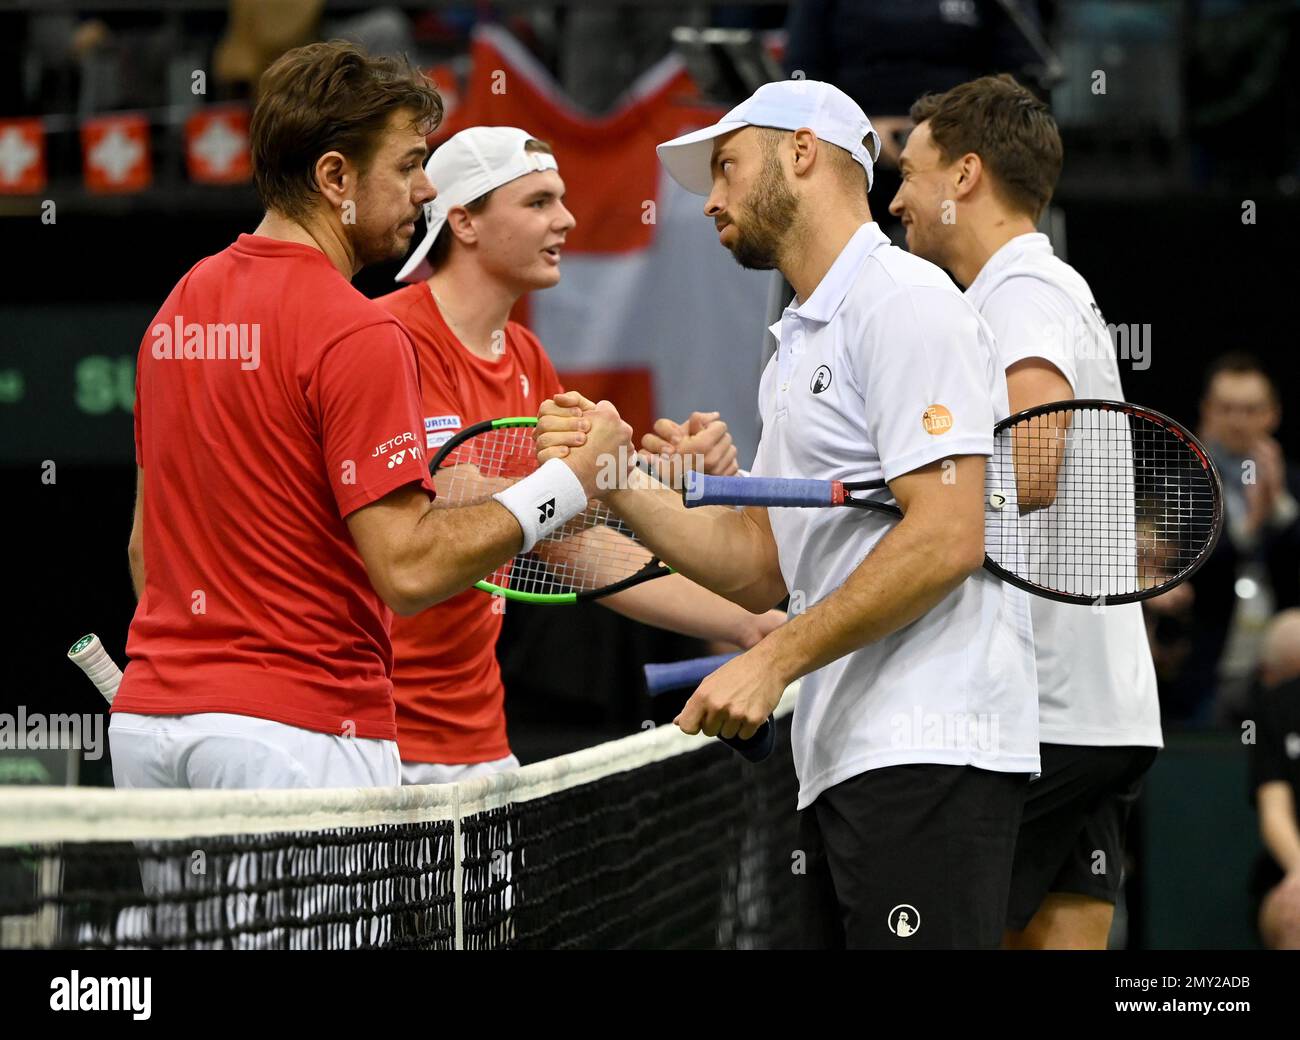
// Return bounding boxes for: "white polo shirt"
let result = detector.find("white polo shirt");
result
[965,232,1162,749]
[752,221,1039,810]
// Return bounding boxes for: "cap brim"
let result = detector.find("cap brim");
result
[655,121,745,195]
[395,215,446,284]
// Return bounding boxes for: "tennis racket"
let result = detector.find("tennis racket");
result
[683,399,1223,606]
[428,416,674,604]
[68,633,123,704]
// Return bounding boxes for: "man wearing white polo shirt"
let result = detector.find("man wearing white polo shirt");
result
[890,74,1161,949]
[537,80,1039,949]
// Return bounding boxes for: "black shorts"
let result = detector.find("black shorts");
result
[796,763,1029,949]
[1006,744,1158,931]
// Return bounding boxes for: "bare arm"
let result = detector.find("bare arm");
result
[610,474,785,613]
[128,466,144,599]
[346,487,524,615]
[601,572,783,647]
[1258,781,1300,874]
[747,455,987,688]
[348,401,632,615]
[532,520,781,642]
[671,454,992,740]
[1006,357,1074,512]
[537,393,786,612]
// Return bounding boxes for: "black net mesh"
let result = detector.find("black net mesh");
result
[0,714,800,950]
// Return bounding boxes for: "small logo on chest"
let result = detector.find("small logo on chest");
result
[810,365,832,394]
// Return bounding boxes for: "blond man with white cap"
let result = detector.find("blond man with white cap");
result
[538,81,1040,949]
[377,126,783,784]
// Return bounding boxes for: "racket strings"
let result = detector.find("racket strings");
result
[432,425,653,596]
[987,407,1218,598]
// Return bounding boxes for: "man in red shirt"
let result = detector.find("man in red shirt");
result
[379,126,782,783]
[114,44,631,791]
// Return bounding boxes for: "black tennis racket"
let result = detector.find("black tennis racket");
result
[683,399,1223,606]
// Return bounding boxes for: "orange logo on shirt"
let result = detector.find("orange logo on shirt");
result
[922,405,953,435]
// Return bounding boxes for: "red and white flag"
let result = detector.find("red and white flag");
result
[432,27,773,459]
[0,118,46,194]
[185,106,251,185]
[81,113,151,194]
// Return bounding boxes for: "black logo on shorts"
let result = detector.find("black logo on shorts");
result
[810,365,832,394]
[538,498,556,522]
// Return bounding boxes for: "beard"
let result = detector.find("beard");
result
[725,153,799,271]
[351,219,409,268]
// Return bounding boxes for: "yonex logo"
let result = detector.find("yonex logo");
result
[810,365,832,394]
[538,498,556,522]
[387,451,407,468]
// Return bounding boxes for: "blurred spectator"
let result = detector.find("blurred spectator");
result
[325,7,416,62]
[1248,609,1300,948]
[215,0,324,97]
[1155,355,1300,724]
[1186,0,1300,189]
[783,1,1048,170]
[552,5,691,115]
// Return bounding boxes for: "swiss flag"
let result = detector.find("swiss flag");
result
[81,113,151,194]
[0,119,46,194]
[185,106,251,184]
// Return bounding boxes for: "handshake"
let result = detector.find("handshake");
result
[535,390,740,499]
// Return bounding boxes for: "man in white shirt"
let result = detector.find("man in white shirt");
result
[890,74,1162,949]
[537,80,1040,949]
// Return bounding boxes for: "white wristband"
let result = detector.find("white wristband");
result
[493,457,589,554]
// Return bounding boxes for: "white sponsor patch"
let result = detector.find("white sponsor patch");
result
[427,431,455,449]
[425,415,462,431]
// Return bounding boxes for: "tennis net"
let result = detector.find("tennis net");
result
[0,689,800,950]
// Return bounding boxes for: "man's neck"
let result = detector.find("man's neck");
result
[427,262,519,362]
[253,210,358,279]
[781,202,873,304]
[946,212,1038,290]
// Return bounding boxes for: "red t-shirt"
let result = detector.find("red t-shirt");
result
[376,283,564,764]
[115,234,436,741]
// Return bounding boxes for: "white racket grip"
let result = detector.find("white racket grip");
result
[67,634,123,705]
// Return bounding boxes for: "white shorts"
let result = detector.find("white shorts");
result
[109,712,401,790]
[400,754,520,786]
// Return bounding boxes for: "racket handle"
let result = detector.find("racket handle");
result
[67,634,123,705]
[644,653,740,696]
[642,655,776,763]
[721,717,775,763]
[684,472,838,508]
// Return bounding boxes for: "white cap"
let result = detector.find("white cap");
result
[396,126,559,283]
[656,79,880,196]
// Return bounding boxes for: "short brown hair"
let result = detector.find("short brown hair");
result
[1203,351,1278,403]
[251,40,443,220]
[425,138,555,271]
[910,74,1062,221]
